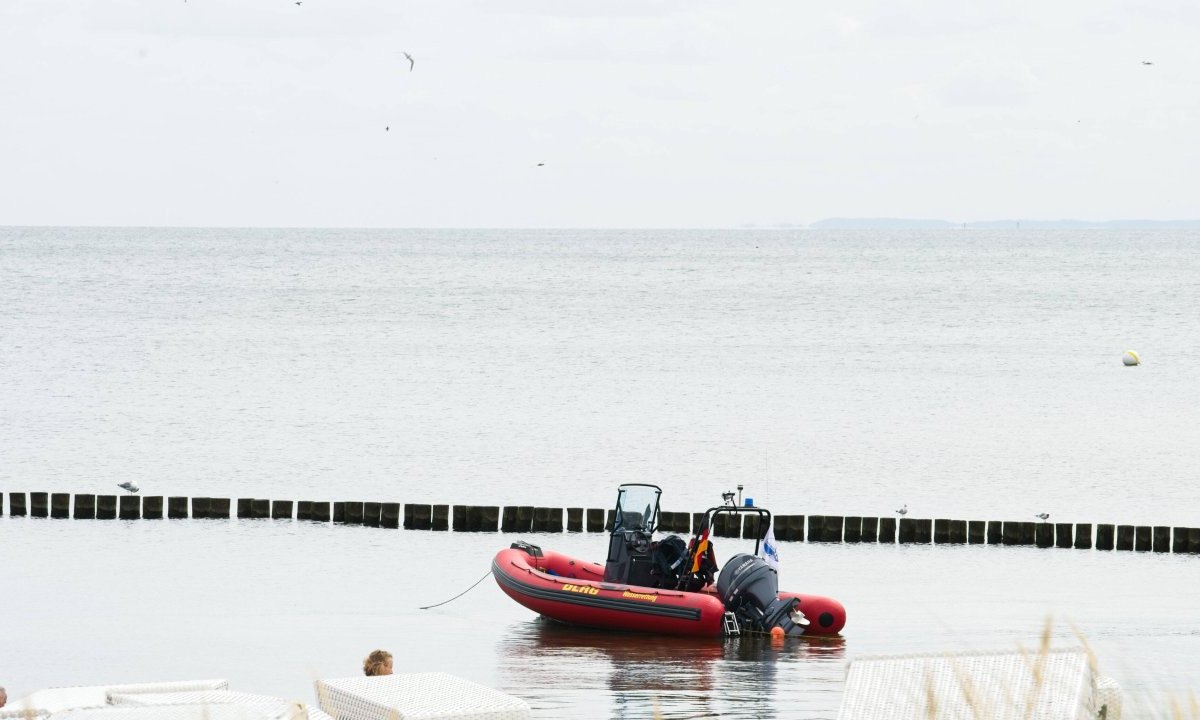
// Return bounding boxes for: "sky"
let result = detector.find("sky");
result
[1,0,1197,228]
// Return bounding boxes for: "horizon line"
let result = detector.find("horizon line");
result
[4,218,1200,231]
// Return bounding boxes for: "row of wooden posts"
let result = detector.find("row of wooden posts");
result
[4,492,1199,554]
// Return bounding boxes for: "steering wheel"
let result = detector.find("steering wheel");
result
[630,531,652,554]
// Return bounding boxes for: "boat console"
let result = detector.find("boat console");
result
[601,484,743,595]
[603,483,663,587]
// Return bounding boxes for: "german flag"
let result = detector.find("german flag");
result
[689,521,711,573]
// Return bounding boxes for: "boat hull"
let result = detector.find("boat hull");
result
[493,546,846,637]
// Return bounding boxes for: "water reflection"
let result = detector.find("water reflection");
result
[497,619,846,719]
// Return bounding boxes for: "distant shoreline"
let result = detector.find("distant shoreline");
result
[3,220,1200,231]
[746,218,1200,230]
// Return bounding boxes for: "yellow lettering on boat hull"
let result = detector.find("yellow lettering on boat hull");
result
[622,591,658,602]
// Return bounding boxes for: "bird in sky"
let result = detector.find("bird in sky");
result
[385,126,389,132]
[1035,512,1050,521]
[895,504,908,516]
[403,52,414,72]
[1141,61,1153,65]
[118,481,140,495]
[536,162,545,167]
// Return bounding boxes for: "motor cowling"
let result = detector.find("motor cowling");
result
[716,553,807,635]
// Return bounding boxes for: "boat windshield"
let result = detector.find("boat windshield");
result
[613,484,661,533]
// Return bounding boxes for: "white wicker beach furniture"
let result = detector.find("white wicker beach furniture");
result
[104,680,230,699]
[314,673,531,720]
[837,648,1121,720]
[14,680,230,714]
[109,691,318,719]
[48,707,285,720]
[0,709,50,719]
[11,680,330,720]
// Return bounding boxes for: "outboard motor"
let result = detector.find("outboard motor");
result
[717,553,809,635]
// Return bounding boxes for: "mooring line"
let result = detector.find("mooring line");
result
[419,569,493,610]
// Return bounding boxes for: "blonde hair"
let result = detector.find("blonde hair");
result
[363,650,393,676]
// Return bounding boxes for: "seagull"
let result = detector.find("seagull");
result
[895,504,908,516]
[536,163,545,167]
[403,52,414,72]
[385,126,389,132]
[117,482,140,495]
[1141,61,1153,66]
[1035,512,1050,521]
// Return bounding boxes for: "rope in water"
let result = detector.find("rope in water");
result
[418,568,493,610]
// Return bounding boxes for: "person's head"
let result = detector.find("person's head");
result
[363,650,393,677]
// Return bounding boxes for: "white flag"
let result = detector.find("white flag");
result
[759,524,780,571]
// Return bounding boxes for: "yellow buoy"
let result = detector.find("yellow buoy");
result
[1122,350,1140,366]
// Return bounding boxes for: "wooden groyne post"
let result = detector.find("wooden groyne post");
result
[119,495,140,520]
[97,495,117,520]
[75,494,96,519]
[4,493,1199,560]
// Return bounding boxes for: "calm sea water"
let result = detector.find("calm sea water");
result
[3,227,1199,717]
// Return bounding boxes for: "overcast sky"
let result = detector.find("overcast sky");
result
[1,1,1197,227]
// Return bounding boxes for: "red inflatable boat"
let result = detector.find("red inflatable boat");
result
[492,484,847,638]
